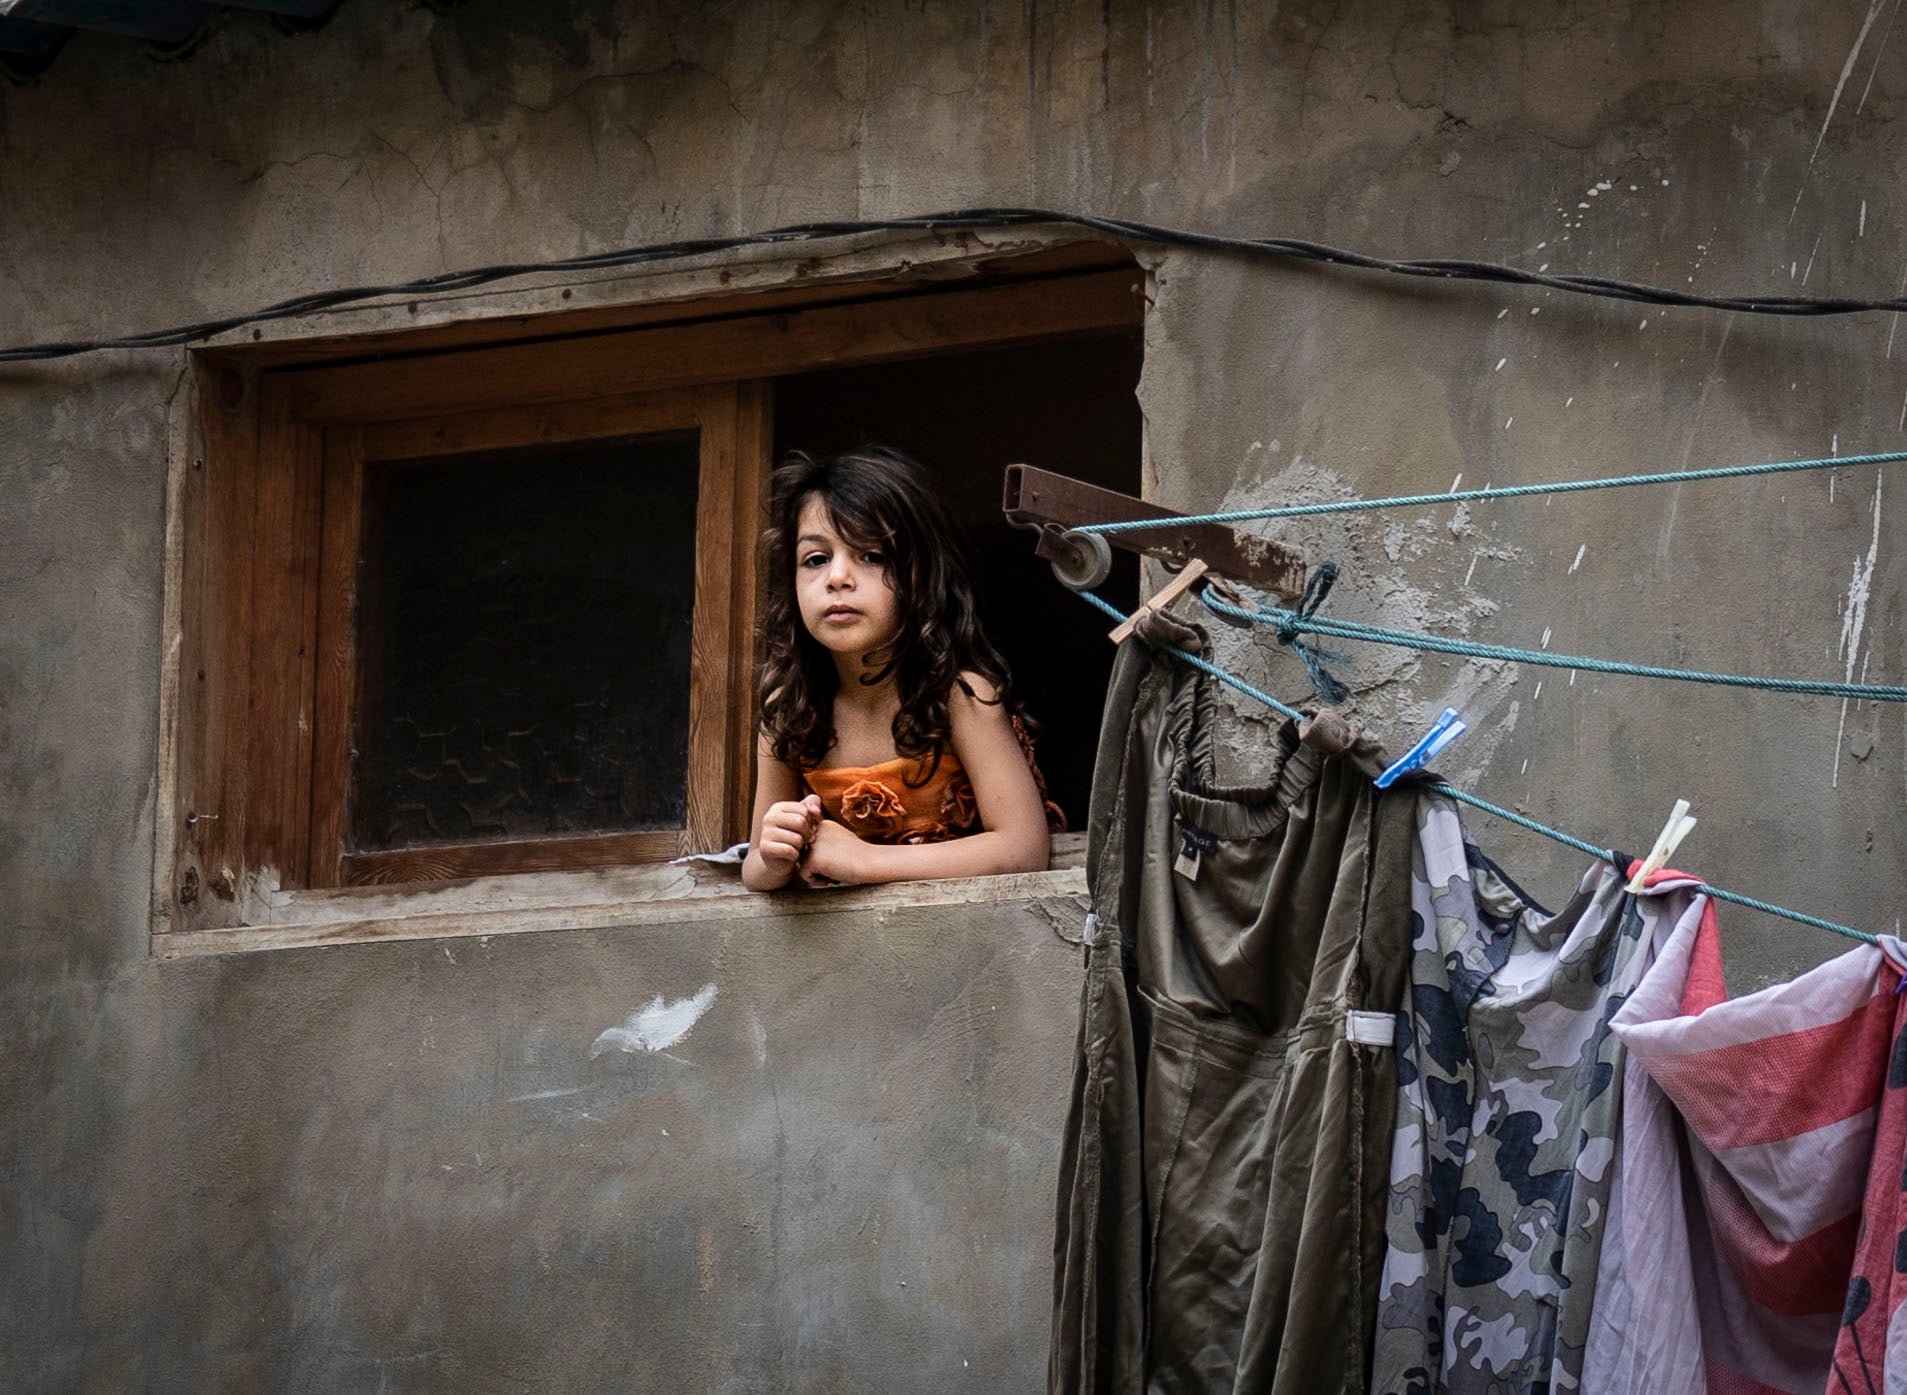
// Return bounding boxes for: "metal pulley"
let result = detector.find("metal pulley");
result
[1039,528,1114,591]
[1001,463,1307,601]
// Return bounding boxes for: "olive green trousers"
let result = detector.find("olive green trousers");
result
[1049,628,1416,1395]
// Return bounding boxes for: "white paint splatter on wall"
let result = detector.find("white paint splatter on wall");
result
[591,983,719,1057]
[1832,477,1884,788]
[1792,0,1891,221]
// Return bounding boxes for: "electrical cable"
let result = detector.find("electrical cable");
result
[1073,587,1880,946]
[12,207,1907,364]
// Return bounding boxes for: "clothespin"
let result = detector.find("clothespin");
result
[1626,798,1697,893]
[1374,708,1466,788]
[1109,559,1211,644]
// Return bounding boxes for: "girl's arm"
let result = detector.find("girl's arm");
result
[742,735,821,892]
[803,675,1051,885]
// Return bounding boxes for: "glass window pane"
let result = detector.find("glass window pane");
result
[351,430,699,850]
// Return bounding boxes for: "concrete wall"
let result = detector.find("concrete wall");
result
[4,2,1905,1389]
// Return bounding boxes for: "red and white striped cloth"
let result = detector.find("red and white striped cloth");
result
[1586,868,1907,1395]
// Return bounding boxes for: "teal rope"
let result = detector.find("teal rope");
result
[1074,589,1880,945]
[1076,589,1306,720]
[1202,591,1907,703]
[1697,887,1877,943]
[1431,786,1876,942]
[1078,448,1906,534]
[1424,783,1616,864]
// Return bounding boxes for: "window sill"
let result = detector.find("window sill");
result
[150,833,1089,958]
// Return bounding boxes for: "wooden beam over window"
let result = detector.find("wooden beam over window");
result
[281,269,1144,422]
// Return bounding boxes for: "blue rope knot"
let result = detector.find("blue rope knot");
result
[1274,562,1352,703]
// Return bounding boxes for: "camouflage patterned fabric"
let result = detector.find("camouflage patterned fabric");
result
[1371,795,1654,1395]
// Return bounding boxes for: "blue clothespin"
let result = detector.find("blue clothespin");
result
[1375,708,1467,788]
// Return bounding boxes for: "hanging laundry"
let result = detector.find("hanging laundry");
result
[1583,878,1907,1395]
[1048,615,1417,1395]
[1371,795,1702,1395]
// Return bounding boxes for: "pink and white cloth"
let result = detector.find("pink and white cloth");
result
[1585,868,1907,1395]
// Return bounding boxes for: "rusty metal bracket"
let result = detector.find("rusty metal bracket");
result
[1002,463,1307,600]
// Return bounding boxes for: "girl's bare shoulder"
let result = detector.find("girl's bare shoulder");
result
[949,670,1006,711]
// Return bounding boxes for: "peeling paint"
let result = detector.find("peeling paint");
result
[1025,894,1093,946]
[1206,457,1524,783]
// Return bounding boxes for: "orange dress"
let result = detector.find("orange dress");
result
[801,722,1065,845]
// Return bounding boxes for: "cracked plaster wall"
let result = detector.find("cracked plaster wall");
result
[4,1,1907,1389]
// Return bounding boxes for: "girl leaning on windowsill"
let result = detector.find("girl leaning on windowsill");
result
[741,446,1063,892]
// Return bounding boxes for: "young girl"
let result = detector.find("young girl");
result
[741,446,1063,892]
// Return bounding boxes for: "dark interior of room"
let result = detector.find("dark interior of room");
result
[773,328,1145,826]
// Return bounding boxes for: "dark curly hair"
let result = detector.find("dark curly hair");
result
[756,446,1024,779]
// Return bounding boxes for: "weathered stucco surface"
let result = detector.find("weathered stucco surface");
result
[4,1,1906,1389]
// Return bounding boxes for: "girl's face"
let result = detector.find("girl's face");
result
[793,496,901,660]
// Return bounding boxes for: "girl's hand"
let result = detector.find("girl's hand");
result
[755,795,823,880]
[800,818,868,886]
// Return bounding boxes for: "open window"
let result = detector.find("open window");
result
[775,335,1143,817]
[167,242,1144,940]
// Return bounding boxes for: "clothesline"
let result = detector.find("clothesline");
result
[1072,587,1880,945]
[1056,582,1907,1395]
[1199,586,1907,703]
[1073,446,1907,532]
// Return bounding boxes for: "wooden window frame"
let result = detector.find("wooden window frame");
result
[167,250,1142,938]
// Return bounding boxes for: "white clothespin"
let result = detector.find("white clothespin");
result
[1627,798,1697,893]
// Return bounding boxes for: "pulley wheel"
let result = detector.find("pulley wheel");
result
[1048,530,1114,591]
